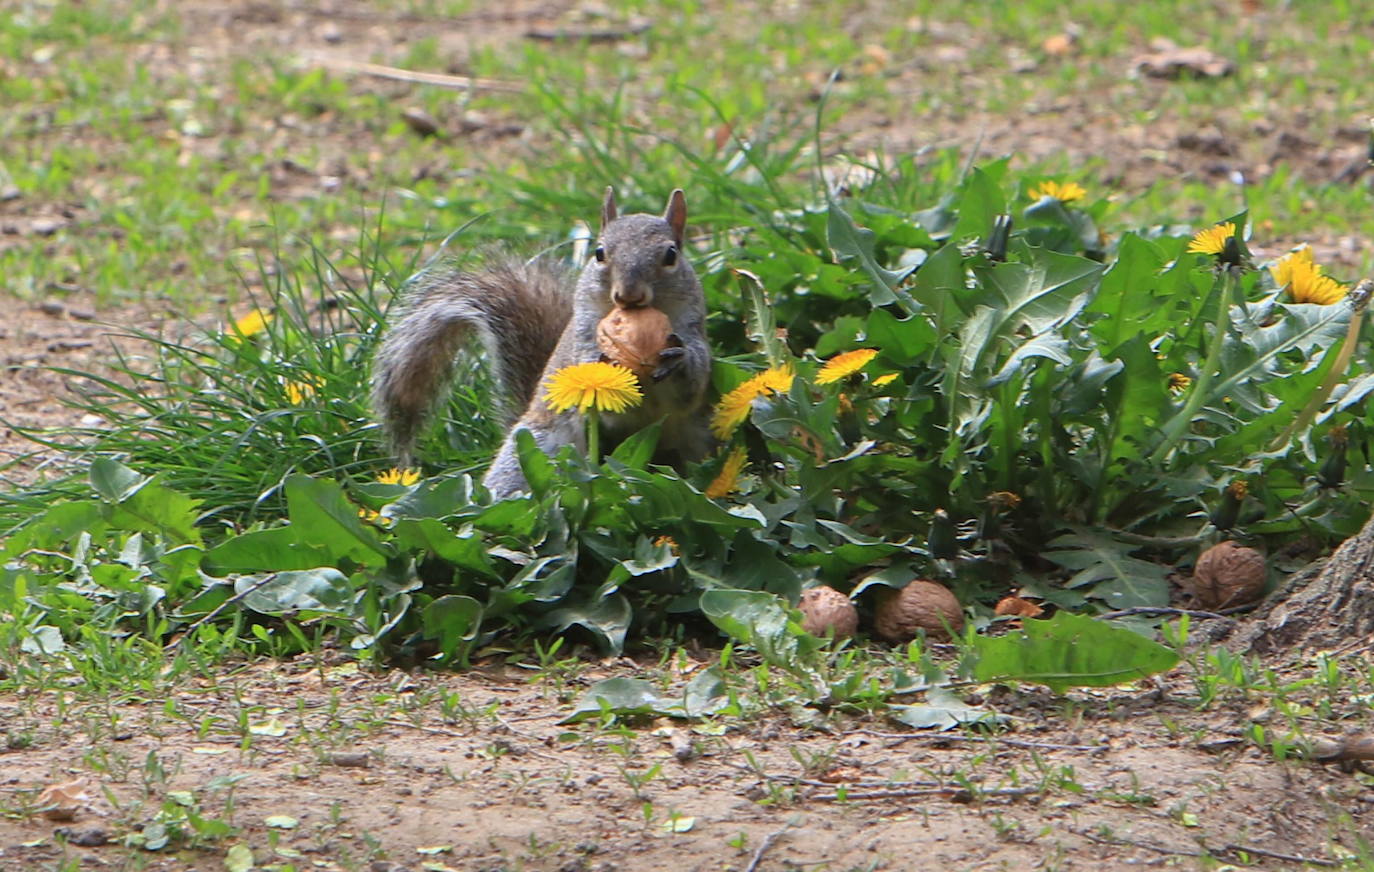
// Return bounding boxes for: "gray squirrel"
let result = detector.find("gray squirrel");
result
[371,188,714,496]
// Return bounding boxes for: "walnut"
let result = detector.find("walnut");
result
[797,586,858,638]
[1192,540,1266,609]
[596,306,673,379]
[873,580,964,643]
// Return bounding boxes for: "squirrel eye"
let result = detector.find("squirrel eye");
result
[594,245,606,263]
[662,245,678,267]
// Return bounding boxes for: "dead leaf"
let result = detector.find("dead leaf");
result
[994,596,1045,618]
[36,778,91,821]
[1133,39,1234,79]
[1041,33,1077,57]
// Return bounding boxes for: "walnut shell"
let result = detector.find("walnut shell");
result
[596,306,673,379]
[994,595,1045,618]
[797,586,858,639]
[1192,540,1266,609]
[873,580,964,643]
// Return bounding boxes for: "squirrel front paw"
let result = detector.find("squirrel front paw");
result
[652,345,685,382]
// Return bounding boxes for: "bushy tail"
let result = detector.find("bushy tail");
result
[371,258,572,465]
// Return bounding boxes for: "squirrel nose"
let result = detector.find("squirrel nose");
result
[613,283,652,308]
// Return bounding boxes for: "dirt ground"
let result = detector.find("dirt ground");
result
[2,653,1370,872]
[3,3,1373,870]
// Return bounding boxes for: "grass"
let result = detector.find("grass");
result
[2,3,1374,865]
[2,0,1371,311]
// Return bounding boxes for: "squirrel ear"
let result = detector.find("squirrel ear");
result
[664,189,687,245]
[601,187,618,230]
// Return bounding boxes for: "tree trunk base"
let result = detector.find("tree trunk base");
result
[1225,513,1374,655]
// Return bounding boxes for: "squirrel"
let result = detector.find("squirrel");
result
[371,187,714,497]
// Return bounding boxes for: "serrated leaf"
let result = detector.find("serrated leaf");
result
[284,476,391,567]
[826,197,916,310]
[971,611,1178,692]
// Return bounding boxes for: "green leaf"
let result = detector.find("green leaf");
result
[284,475,392,567]
[110,480,203,546]
[1043,530,1170,609]
[683,666,730,717]
[203,527,334,574]
[224,843,254,872]
[540,593,633,655]
[391,518,497,577]
[89,457,146,503]
[609,420,661,470]
[421,595,483,662]
[384,475,477,519]
[515,427,556,496]
[826,197,915,310]
[865,308,936,367]
[561,677,683,723]
[236,568,354,616]
[887,688,1005,731]
[950,166,1004,246]
[971,611,1179,692]
[699,589,824,689]
[979,245,1104,337]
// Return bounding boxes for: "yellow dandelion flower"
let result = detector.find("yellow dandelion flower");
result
[816,348,879,385]
[710,366,795,440]
[1168,372,1192,393]
[1272,247,1347,305]
[1187,222,1236,256]
[283,378,318,405]
[752,366,795,395]
[544,362,643,414]
[377,467,420,486]
[653,534,681,556]
[705,445,748,499]
[232,309,272,338]
[871,372,899,388]
[1270,245,1315,288]
[1029,180,1086,203]
[358,506,382,524]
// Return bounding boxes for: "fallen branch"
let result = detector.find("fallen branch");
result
[1074,827,1339,868]
[303,54,522,93]
[855,728,1102,752]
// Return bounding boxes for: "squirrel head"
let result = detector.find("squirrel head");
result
[593,188,689,309]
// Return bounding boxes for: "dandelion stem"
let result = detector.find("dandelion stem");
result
[1150,266,1237,465]
[1268,278,1372,451]
[586,407,601,464]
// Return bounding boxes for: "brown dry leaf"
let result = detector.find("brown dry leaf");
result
[1041,33,1077,56]
[36,778,91,821]
[994,595,1045,618]
[792,428,826,463]
[818,766,864,784]
[1133,40,1234,79]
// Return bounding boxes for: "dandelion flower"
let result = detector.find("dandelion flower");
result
[377,467,420,486]
[1029,180,1086,203]
[871,373,899,388]
[1271,247,1346,305]
[233,309,272,338]
[705,445,748,499]
[283,379,317,405]
[544,362,643,414]
[358,506,382,524]
[1168,372,1192,393]
[1187,222,1235,256]
[653,535,680,556]
[816,348,879,385]
[710,365,794,439]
